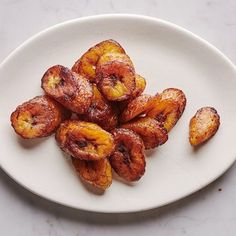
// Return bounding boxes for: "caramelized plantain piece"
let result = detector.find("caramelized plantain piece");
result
[71,39,125,82]
[72,157,112,190]
[121,117,168,149]
[80,84,118,131]
[147,97,181,132]
[119,94,156,123]
[110,128,146,182]
[160,88,186,118]
[147,88,186,132]
[96,56,135,101]
[56,120,115,161]
[41,65,93,114]
[10,95,70,139]
[189,107,220,146]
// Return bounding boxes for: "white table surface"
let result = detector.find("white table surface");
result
[1,0,236,235]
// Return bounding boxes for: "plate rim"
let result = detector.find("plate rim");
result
[1,14,236,70]
[1,14,236,213]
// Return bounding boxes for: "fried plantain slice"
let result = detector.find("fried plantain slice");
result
[71,39,125,82]
[72,157,112,190]
[147,97,181,132]
[80,84,118,131]
[96,59,135,101]
[110,128,146,182]
[121,117,168,149]
[189,107,220,146]
[160,88,186,118]
[10,95,70,139]
[119,94,156,123]
[56,120,115,161]
[41,65,93,114]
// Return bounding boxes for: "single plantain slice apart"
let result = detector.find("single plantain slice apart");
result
[189,107,220,146]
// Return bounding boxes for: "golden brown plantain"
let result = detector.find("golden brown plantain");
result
[71,39,125,82]
[119,94,156,123]
[80,84,118,131]
[110,128,146,182]
[121,117,168,149]
[96,59,135,101]
[56,120,115,161]
[72,157,112,190]
[160,88,186,118]
[189,107,220,146]
[146,88,186,132]
[41,65,93,114]
[10,95,70,139]
[147,97,181,132]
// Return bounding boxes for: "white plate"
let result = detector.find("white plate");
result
[0,14,236,213]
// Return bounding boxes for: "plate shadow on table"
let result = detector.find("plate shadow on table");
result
[0,161,235,226]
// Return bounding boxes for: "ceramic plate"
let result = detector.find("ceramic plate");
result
[0,14,236,213]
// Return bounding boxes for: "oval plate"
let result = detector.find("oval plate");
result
[0,14,236,213]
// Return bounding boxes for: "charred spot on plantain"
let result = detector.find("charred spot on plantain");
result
[31,115,38,126]
[76,140,87,148]
[118,142,131,165]
[117,142,127,153]
[63,90,76,99]
[84,160,96,170]
[156,114,167,123]
[110,74,120,86]
[59,67,71,80]
[59,78,66,86]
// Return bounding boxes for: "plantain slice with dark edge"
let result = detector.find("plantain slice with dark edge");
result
[159,88,186,118]
[147,97,180,132]
[189,107,220,146]
[96,52,136,101]
[147,88,187,132]
[41,65,93,114]
[56,120,115,161]
[10,95,70,139]
[72,39,126,83]
[110,128,146,182]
